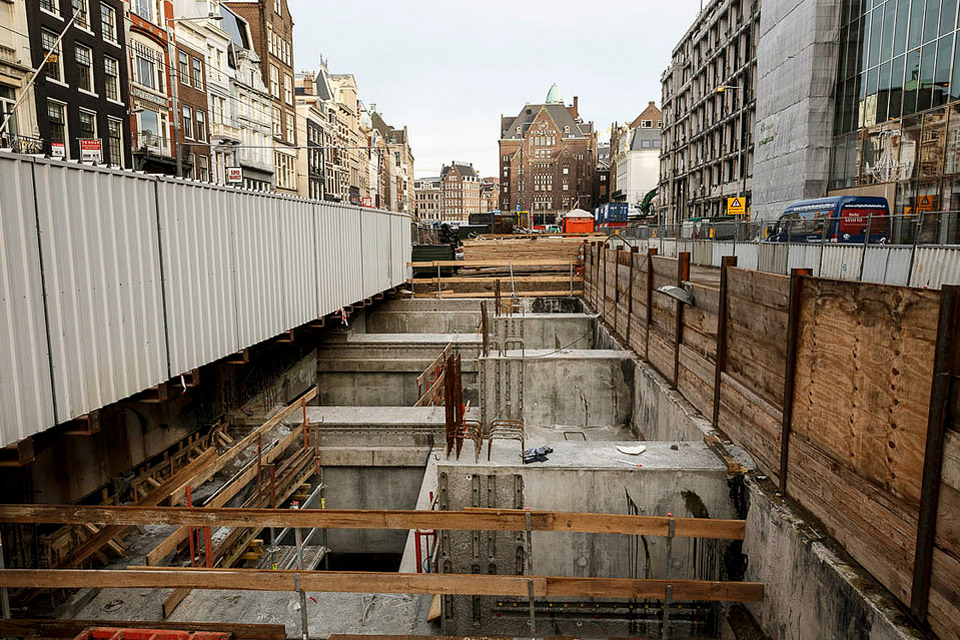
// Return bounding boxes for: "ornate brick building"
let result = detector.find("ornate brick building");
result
[499,84,598,218]
[440,161,480,221]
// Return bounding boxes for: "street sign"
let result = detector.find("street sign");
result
[361,196,373,208]
[80,139,102,162]
[727,197,746,216]
[918,195,935,212]
[226,167,243,184]
[50,143,65,159]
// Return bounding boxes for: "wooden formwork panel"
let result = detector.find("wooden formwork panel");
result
[789,278,940,612]
[724,269,790,411]
[717,372,783,484]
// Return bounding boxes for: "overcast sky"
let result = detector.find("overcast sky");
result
[289,0,703,178]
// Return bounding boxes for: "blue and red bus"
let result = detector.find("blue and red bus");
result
[769,196,890,243]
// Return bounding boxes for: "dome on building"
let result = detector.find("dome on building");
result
[545,83,563,104]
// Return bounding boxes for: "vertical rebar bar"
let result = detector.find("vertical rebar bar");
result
[294,502,309,640]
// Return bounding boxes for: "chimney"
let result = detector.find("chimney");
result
[649,101,655,107]
[573,96,579,113]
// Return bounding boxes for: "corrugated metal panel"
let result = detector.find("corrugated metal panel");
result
[34,160,167,423]
[859,246,914,285]
[660,239,678,257]
[820,245,863,281]
[361,211,390,299]
[158,180,239,376]
[758,243,788,274]
[786,244,823,276]
[279,198,318,328]
[316,202,342,314]
[692,240,712,265]
[341,206,363,303]
[910,247,960,288]
[734,243,759,271]
[711,241,736,267]
[0,154,55,443]
[234,189,285,347]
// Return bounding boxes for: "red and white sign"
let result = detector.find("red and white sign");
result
[226,166,243,184]
[50,142,65,159]
[80,138,102,162]
[361,196,373,208]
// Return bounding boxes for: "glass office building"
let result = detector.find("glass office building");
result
[831,0,960,213]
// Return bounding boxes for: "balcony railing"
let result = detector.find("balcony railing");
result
[0,132,44,155]
[0,44,17,65]
[211,121,242,142]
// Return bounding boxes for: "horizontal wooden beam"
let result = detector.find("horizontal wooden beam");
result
[410,260,575,268]
[0,619,286,640]
[413,290,583,299]
[0,505,745,540]
[0,568,764,603]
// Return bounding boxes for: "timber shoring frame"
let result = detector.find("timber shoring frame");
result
[0,568,764,603]
[0,505,745,540]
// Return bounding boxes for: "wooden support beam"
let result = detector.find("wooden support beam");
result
[144,403,314,567]
[712,256,737,428]
[778,268,811,494]
[0,505,746,540]
[0,568,764,603]
[0,619,287,640]
[412,290,583,299]
[410,260,576,268]
[910,284,960,622]
[274,330,295,344]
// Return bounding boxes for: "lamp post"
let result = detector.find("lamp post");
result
[164,13,222,177]
[715,84,746,218]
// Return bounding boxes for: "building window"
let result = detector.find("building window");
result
[274,0,282,15]
[275,152,295,189]
[40,30,63,83]
[272,105,281,137]
[181,106,193,140]
[47,100,67,151]
[101,3,118,43]
[197,155,209,181]
[78,108,96,140]
[178,52,189,84]
[285,112,294,143]
[642,120,652,128]
[283,74,292,105]
[104,56,120,101]
[40,0,59,16]
[107,117,123,167]
[138,108,161,150]
[71,0,89,29]
[270,65,279,98]
[192,58,203,90]
[133,43,163,91]
[131,0,154,22]
[75,44,94,93]
[195,110,205,141]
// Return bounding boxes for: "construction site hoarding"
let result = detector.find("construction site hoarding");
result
[0,151,411,448]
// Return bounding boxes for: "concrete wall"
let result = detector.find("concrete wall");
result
[317,333,481,406]
[751,0,841,220]
[480,350,632,428]
[491,314,593,351]
[363,299,482,334]
[315,465,426,555]
[632,358,715,442]
[741,478,922,640]
[437,441,738,637]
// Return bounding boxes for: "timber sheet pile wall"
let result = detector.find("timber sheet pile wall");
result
[0,152,411,448]
[583,243,960,639]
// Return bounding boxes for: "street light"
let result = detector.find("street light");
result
[715,84,746,218]
[164,13,223,177]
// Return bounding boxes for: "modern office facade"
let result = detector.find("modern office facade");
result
[829,0,960,215]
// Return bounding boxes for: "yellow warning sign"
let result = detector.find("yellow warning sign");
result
[727,197,746,216]
[918,195,935,212]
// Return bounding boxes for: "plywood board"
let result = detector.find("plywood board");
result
[792,279,939,506]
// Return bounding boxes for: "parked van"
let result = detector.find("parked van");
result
[769,196,890,243]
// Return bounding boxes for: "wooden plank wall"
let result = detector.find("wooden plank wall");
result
[678,283,719,419]
[648,255,679,383]
[718,268,791,484]
[581,243,960,637]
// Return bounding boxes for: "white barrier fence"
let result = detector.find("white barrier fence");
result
[0,152,411,446]
[629,235,960,289]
